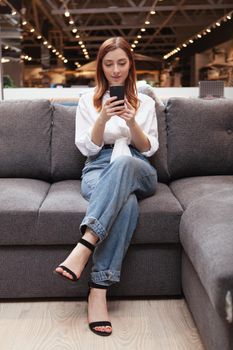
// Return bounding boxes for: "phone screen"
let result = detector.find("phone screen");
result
[110,85,125,106]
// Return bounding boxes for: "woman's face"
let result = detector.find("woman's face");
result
[102,48,130,86]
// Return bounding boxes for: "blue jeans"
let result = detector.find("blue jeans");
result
[80,148,157,287]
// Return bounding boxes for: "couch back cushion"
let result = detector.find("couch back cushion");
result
[166,97,233,179]
[51,103,86,181]
[0,99,52,180]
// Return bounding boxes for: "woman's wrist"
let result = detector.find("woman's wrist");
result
[99,110,108,124]
[127,119,137,129]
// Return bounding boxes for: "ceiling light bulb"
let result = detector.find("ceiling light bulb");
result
[30,28,35,33]
[141,28,146,32]
[216,22,220,26]
[69,20,74,24]
[22,20,27,25]
[12,10,17,16]
[227,15,231,20]
[207,28,211,32]
[183,43,187,47]
[137,35,142,39]
[72,28,78,33]
[64,11,70,17]
[145,21,150,25]
[64,59,68,63]
[197,34,202,38]
[37,35,42,39]
[150,11,156,15]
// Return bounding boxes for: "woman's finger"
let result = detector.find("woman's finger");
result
[125,99,134,110]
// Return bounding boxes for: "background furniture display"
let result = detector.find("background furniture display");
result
[0,93,232,350]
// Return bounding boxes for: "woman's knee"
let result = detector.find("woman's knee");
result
[111,155,137,171]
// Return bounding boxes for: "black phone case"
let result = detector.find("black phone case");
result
[110,86,125,101]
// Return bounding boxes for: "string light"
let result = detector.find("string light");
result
[2,0,69,64]
[59,0,88,63]
[131,0,157,51]
[164,10,233,60]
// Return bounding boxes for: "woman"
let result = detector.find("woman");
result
[54,37,159,336]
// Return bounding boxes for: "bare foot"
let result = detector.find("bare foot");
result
[88,288,112,334]
[55,231,98,281]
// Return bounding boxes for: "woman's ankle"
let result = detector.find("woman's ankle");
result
[83,229,99,245]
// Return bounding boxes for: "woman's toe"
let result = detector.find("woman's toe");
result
[63,270,73,279]
[55,267,63,273]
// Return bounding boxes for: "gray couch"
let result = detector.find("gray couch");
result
[0,95,232,350]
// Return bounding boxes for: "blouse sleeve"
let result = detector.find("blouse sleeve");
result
[75,95,103,156]
[140,99,159,158]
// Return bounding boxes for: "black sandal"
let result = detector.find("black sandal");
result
[88,282,112,336]
[53,238,95,283]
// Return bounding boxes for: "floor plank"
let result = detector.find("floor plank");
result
[0,298,205,350]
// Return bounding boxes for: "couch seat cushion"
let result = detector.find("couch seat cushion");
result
[37,181,183,245]
[170,175,233,209]
[0,179,50,244]
[180,188,233,323]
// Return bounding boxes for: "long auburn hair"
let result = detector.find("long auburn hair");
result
[93,37,138,112]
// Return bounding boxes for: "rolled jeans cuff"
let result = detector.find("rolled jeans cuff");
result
[80,216,106,241]
[91,270,121,285]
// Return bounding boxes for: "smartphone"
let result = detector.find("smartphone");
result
[110,85,125,106]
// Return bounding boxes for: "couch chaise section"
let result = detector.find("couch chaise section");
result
[166,97,233,350]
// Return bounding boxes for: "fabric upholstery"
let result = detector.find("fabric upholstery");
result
[180,188,233,322]
[166,97,233,179]
[0,244,181,298]
[182,252,233,350]
[51,103,86,181]
[0,178,50,244]
[0,99,52,180]
[170,175,233,209]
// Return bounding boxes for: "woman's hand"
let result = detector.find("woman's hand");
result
[99,97,125,123]
[118,99,136,127]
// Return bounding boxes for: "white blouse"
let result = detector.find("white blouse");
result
[75,89,159,161]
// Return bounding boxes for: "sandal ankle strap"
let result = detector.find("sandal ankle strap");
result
[79,238,95,252]
[88,281,108,289]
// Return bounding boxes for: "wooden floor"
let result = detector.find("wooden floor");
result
[0,298,205,350]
